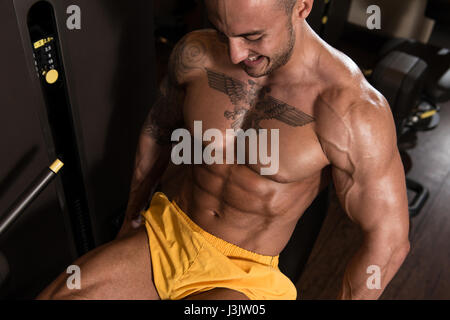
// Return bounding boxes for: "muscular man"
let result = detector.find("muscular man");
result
[37,0,410,300]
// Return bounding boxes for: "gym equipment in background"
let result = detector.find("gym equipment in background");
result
[370,51,431,217]
[0,252,9,299]
[309,0,450,218]
[279,185,331,282]
[0,159,64,236]
[0,160,64,292]
[0,0,156,298]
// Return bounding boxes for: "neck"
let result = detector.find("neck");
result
[267,20,318,86]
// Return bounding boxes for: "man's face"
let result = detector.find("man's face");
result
[206,0,296,78]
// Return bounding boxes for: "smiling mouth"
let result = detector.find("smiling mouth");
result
[243,55,265,67]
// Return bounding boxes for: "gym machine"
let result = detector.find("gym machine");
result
[0,0,156,298]
[0,160,64,294]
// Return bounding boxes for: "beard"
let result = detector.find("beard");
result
[242,21,296,78]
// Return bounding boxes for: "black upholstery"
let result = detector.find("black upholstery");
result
[379,39,450,103]
[426,0,450,25]
[306,0,352,46]
[435,68,450,101]
[0,252,9,297]
[279,186,331,283]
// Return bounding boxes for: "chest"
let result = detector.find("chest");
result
[179,75,330,183]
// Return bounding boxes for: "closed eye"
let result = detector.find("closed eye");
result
[245,35,263,42]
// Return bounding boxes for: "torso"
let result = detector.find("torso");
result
[161,28,370,256]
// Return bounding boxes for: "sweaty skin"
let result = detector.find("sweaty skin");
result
[37,0,410,300]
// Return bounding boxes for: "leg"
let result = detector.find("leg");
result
[36,226,160,300]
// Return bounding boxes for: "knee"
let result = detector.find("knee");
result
[36,249,105,300]
[36,277,85,300]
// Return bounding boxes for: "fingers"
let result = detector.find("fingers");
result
[131,216,143,228]
[116,216,143,240]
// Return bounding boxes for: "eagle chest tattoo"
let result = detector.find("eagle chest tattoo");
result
[206,68,315,130]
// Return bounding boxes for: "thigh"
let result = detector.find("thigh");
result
[184,288,250,300]
[36,226,159,300]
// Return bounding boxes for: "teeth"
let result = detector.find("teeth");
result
[248,56,259,61]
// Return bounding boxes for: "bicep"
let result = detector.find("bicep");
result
[323,100,409,234]
[333,150,408,234]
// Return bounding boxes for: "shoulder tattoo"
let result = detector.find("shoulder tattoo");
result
[169,33,209,83]
[142,33,211,145]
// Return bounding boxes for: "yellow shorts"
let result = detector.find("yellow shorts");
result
[141,192,297,300]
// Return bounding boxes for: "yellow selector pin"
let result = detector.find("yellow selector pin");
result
[43,69,59,84]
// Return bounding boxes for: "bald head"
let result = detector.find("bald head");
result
[205,0,297,16]
[275,0,297,16]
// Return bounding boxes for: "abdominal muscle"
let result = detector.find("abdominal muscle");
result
[164,163,329,256]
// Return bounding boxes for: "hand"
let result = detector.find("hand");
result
[116,215,143,240]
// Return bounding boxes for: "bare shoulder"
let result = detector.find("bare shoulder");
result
[316,78,393,136]
[169,29,227,85]
[314,57,397,172]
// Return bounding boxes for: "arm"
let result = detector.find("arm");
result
[117,75,184,237]
[118,31,210,237]
[117,75,185,239]
[318,95,410,299]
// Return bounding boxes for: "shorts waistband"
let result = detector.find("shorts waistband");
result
[160,193,279,268]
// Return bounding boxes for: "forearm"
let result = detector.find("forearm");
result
[124,135,171,221]
[338,233,410,300]
[124,170,157,220]
[123,55,184,223]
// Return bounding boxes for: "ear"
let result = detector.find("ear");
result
[295,0,314,19]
